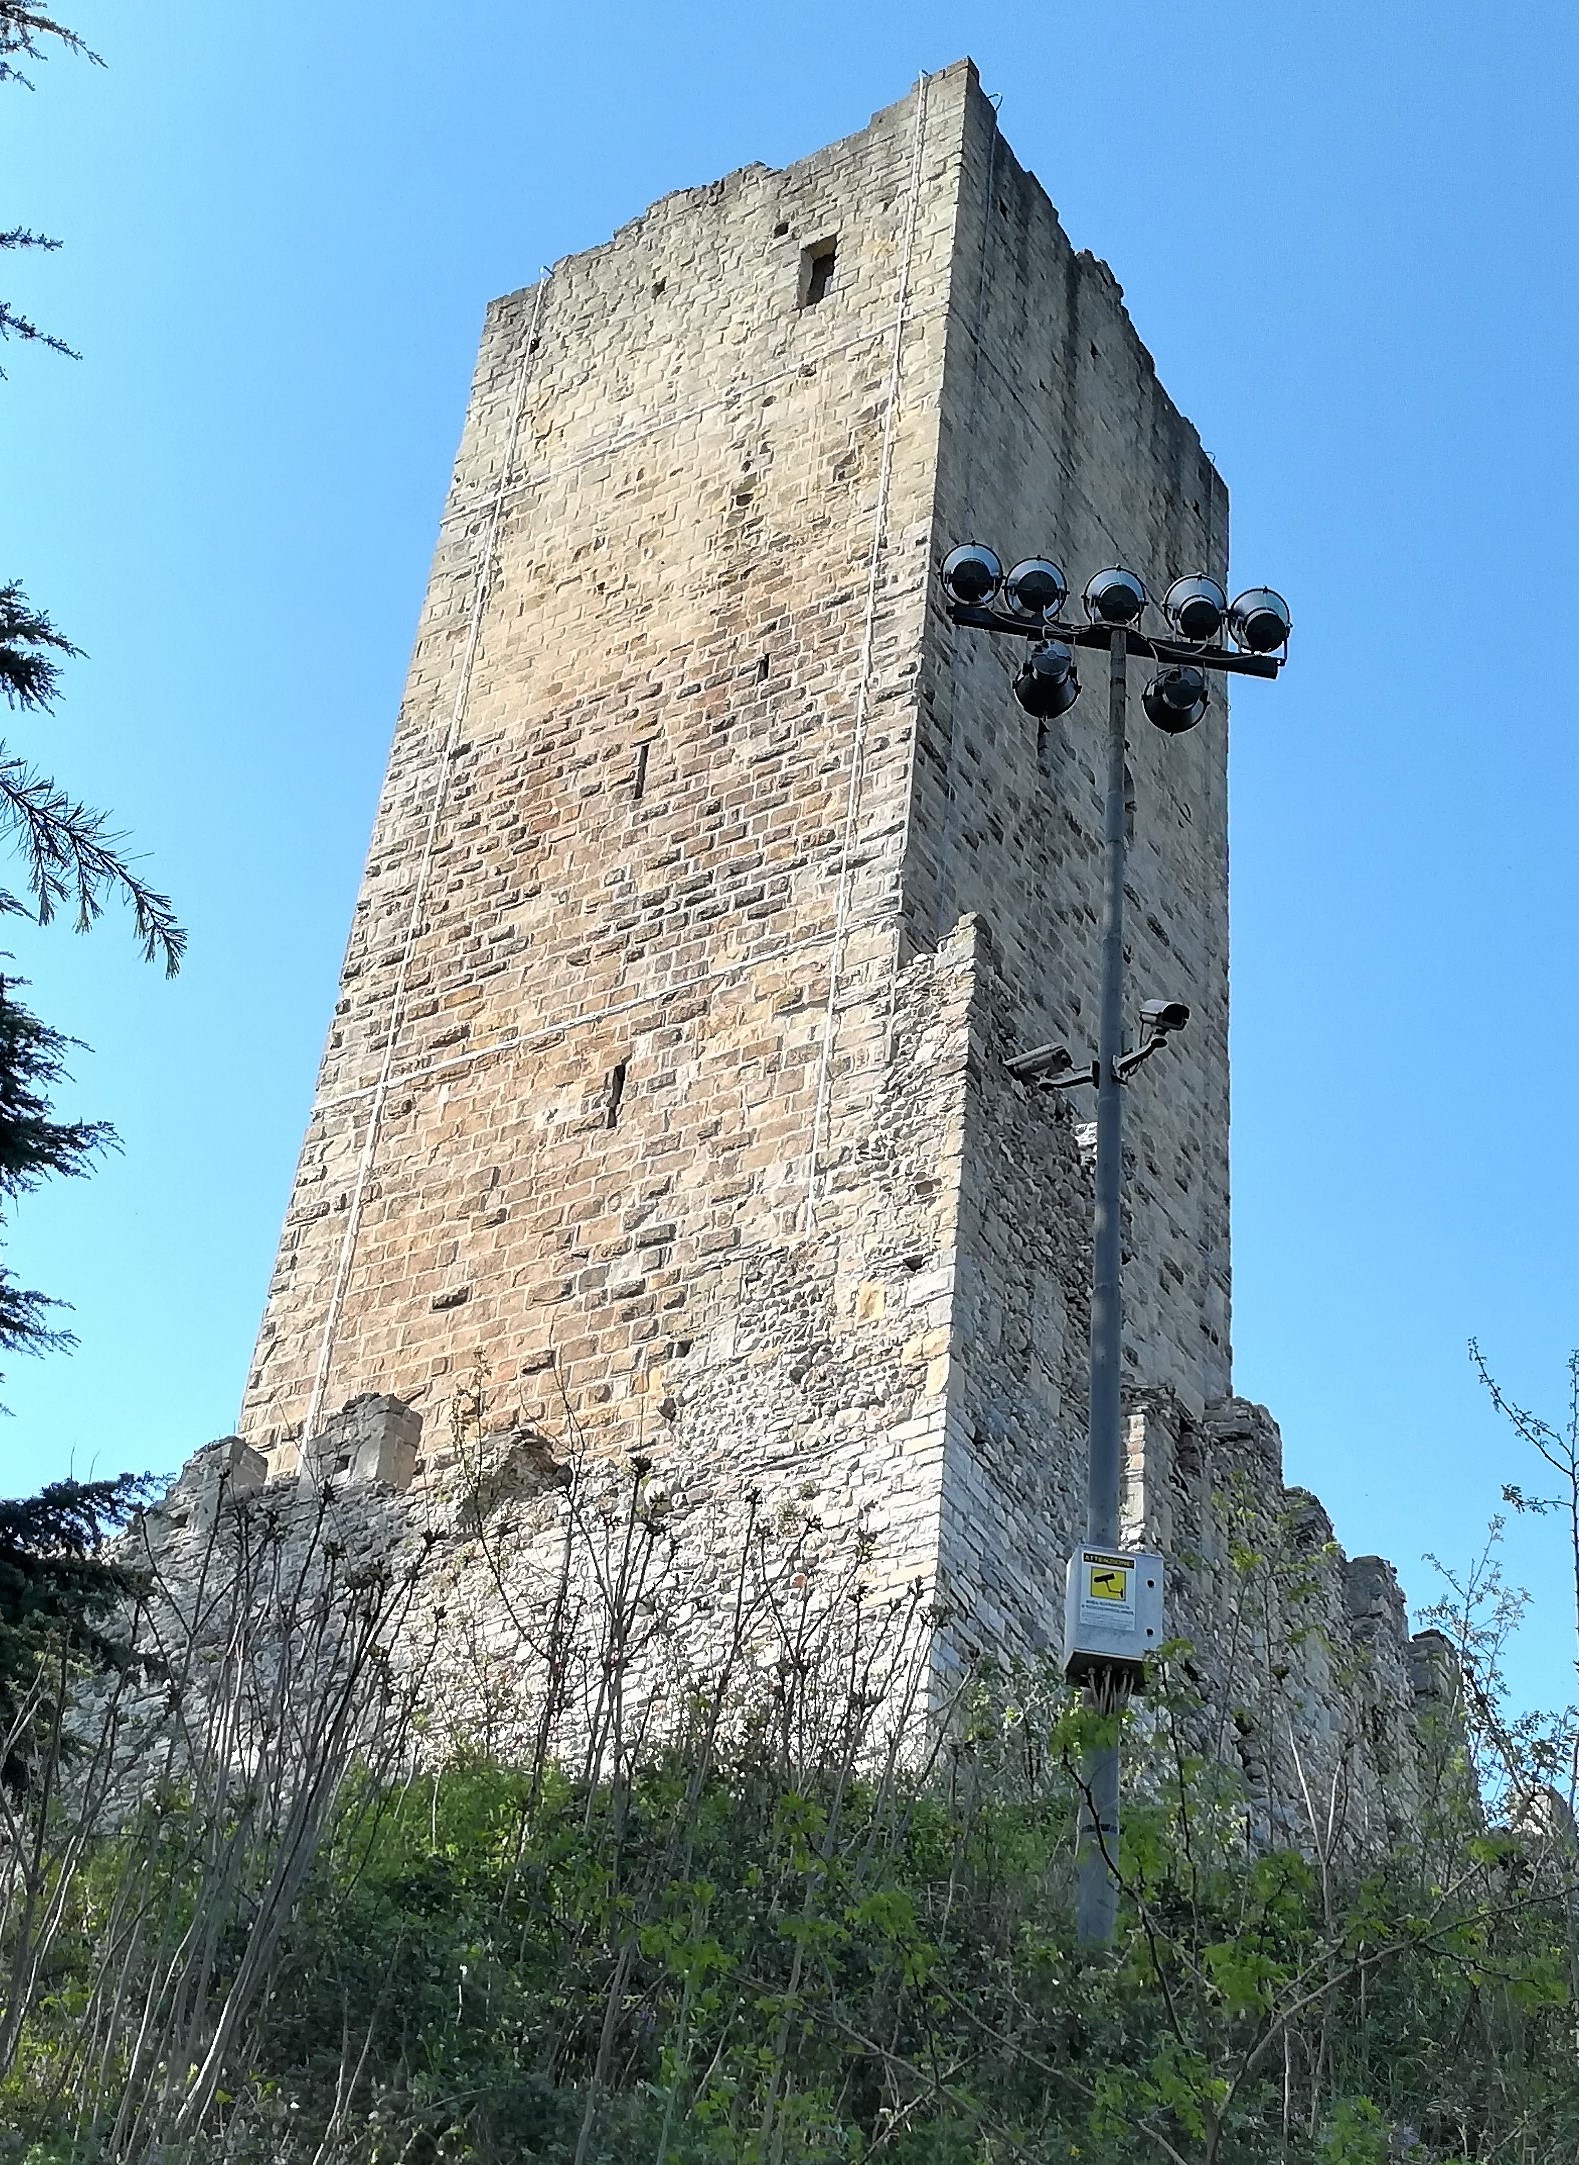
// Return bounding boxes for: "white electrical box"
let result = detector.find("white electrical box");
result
[1062,1547,1165,1690]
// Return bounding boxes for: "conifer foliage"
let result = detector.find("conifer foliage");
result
[0,580,184,971]
[0,1471,147,1784]
[0,1,180,1784]
[0,4,98,358]
[0,979,146,1762]
[0,973,112,1370]
[0,5,183,971]
[0,0,182,1347]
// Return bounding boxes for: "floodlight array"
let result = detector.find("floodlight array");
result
[939,543,1291,731]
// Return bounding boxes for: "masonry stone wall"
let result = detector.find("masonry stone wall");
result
[242,66,968,1484]
[915,82,1233,1419]
[219,61,1451,1832]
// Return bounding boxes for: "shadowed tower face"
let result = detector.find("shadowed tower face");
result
[241,59,1231,1660]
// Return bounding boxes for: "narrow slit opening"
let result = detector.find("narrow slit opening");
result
[798,238,837,308]
[605,1060,628,1130]
[632,741,651,801]
[756,653,770,682]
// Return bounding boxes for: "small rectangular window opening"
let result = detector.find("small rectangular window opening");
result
[605,1059,628,1130]
[756,653,770,682]
[632,740,652,801]
[798,238,837,308]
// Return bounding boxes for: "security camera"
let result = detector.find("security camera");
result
[1005,1041,1075,1081]
[1114,1000,1191,1081]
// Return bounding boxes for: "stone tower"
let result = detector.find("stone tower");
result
[240,62,1243,1661]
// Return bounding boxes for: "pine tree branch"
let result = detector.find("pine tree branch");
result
[0,3,101,87]
[0,1271,73,1360]
[0,226,77,361]
[0,975,117,1390]
[0,973,115,1197]
[0,597,185,970]
[0,756,186,974]
[0,580,82,711]
[1,5,96,365]
[0,299,76,363]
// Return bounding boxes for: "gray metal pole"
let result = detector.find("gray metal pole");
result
[1076,626,1129,1948]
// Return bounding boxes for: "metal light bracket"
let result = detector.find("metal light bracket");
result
[1113,1032,1170,1082]
[1005,1028,1176,1092]
[946,603,1283,679]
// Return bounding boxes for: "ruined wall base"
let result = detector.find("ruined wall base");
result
[142,1379,1462,1862]
[146,928,1462,1849]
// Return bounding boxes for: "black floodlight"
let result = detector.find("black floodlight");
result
[1142,666,1209,734]
[941,544,1003,608]
[1013,640,1080,721]
[1140,999,1190,1035]
[1228,586,1292,654]
[1082,566,1147,627]
[1162,574,1227,644]
[1003,558,1070,622]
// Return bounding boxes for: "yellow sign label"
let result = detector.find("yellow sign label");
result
[1087,1564,1130,1602]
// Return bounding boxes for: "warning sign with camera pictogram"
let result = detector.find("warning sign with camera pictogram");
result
[1078,1549,1137,1632]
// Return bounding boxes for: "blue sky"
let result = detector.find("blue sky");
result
[5,2,1579,1705]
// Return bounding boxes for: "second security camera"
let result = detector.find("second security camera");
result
[1140,1000,1190,1036]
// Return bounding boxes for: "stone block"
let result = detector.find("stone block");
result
[303,1394,421,1492]
[150,1435,267,1540]
[1343,1555,1408,1641]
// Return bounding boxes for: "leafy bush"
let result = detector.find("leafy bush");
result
[0,1416,1575,2163]
[2,1654,1577,2162]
